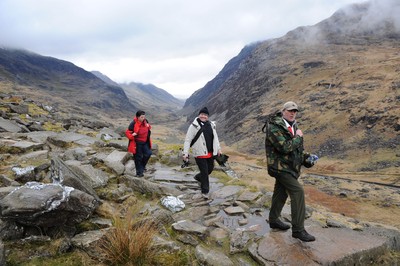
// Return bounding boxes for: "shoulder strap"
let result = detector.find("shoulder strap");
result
[190,124,204,147]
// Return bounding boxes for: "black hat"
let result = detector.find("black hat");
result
[199,107,209,115]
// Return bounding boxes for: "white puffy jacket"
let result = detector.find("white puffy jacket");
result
[183,118,221,158]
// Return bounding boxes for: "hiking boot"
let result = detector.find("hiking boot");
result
[292,230,316,242]
[136,173,144,177]
[269,219,291,230]
[201,193,209,199]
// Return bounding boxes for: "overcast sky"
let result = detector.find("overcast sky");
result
[0,0,361,99]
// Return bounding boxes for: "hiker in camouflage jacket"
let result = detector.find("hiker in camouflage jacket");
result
[265,101,316,242]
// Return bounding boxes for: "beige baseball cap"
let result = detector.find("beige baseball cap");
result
[282,101,299,111]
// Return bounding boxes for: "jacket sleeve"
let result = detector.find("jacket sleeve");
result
[267,124,303,154]
[212,122,221,154]
[183,124,196,155]
[125,121,135,140]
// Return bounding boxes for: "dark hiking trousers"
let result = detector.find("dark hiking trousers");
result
[134,141,152,175]
[269,172,306,232]
[194,157,214,194]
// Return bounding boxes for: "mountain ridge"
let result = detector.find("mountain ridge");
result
[0,48,183,123]
[183,0,400,173]
[92,71,184,121]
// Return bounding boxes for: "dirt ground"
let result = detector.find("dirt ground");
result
[223,145,400,229]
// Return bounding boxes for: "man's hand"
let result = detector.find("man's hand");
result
[182,154,188,161]
[296,129,303,137]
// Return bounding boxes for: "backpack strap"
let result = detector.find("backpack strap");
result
[190,124,204,147]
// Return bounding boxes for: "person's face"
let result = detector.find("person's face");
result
[138,114,145,122]
[282,109,298,122]
[198,113,209,122]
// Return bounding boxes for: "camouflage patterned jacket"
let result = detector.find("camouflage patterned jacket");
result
[264,112,311,179]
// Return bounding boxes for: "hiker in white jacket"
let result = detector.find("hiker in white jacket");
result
[183,107,221,198]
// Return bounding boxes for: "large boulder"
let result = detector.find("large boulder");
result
[0,182,98,228]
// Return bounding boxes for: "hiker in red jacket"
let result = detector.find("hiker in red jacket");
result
[126,110,152,177]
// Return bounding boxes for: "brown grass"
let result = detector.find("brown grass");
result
[304,186,359,217]
[97,213,157,266]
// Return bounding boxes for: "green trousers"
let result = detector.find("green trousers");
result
[269,172,305,232]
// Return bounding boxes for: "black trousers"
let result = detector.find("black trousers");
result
[134,142,152,175]
[194,157,214,194]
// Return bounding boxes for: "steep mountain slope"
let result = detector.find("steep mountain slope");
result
[184,0,400,173]
[182,43,258,115]
[0,48,135,120]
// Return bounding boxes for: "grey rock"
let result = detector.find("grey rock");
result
[71,229,110,259]
[0,117,23,133]
[25,131,58,143]
[237,191,262,202]
[0,182,98,227]
[176,233,199,246]
[173,206,209,222]
[104,150,130,175]
[0,176,20,188]
[12,165,36,183]
[326,219,347,228]
[51,157,100,201]
[195,245,234,266]
[153,235,182,252]
[211,185,243,199]
[63,147,87,161]
[224,206,245,215]
[18,150,49,162]
[65,161,109,188]
[0,220,24,240]
[124,175,182,197]
[124,159,136,176]
[255,226,388,265]
[10,140,44,153]
[47,132,97,147]
[172,220,208,236]
[8,104,28,114]
[230,230,253,254]
[27,122,45,132]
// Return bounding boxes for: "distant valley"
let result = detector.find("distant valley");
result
[0,0,399,175]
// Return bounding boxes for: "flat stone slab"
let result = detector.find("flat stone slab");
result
[11,140,44,152]
[172,220,208,235]
[237,191,262,201]
[153,166,218,184]
[224,206,245,215]
[211,185,243,199]
[0,117,22,133]
[255,226,388,265]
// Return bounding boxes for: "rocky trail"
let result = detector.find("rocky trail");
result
[0,96,399,265]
